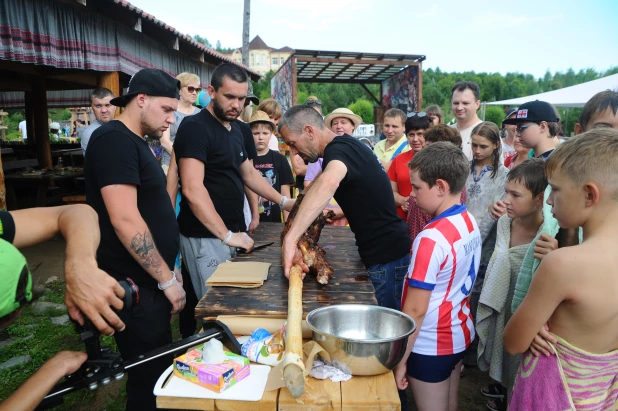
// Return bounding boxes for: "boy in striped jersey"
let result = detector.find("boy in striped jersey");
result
[395,142,481,411]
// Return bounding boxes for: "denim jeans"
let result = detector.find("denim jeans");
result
[367,254,411,311]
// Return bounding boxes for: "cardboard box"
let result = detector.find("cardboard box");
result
[173,345,250,393]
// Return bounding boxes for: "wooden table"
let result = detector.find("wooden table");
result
[195,223,377,319]
[156,223,400,410]
[4,169,84,209]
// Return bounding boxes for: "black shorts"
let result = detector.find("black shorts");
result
[406,351,464,383]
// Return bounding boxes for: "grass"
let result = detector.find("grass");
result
[0,280,129,410]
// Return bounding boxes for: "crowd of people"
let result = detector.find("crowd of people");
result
[1,62,618,411]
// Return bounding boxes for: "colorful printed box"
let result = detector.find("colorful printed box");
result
[173,345,250,393]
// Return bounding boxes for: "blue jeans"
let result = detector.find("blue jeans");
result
[367,254,411,310]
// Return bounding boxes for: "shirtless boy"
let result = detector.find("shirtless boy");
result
[504,128,618,410]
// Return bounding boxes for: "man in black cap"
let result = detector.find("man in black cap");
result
[85,68,185,410]
[502,100,561,161]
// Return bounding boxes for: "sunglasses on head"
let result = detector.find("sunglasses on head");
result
[407,111,427,118]
[306,99,322,106]
[186,86,202,93]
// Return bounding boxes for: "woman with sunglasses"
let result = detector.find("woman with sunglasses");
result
[387,112,432,220]
[160,72,202,171]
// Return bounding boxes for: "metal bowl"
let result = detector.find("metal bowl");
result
[305,304,416,376]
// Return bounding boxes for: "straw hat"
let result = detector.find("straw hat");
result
[248,110,276,129]
[323,108,363,129]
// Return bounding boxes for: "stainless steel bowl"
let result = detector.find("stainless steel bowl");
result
[305,304,416,376]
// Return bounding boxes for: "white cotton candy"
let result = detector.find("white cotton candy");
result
[201,338,226,364]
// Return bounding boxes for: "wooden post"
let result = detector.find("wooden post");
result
[241,0,250,68]
[98,72,121,117]
[33,77,52,169]
[24,92,35,146]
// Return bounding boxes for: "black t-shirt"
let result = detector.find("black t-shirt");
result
[322,135,411,266]
[0,211,16,243]
[253,150,294,223]
[174,109,249,237]
[85,121,179,289]
[238,121,257,161]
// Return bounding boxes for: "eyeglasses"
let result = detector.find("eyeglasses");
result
[515,123,537,134]
[306,99,322,106]
[407,111,427,118]
[186,86,202,93]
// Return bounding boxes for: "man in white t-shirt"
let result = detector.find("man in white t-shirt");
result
[450,81,483,160]
[79,87,115,154]
[18,120,27,141]
[500,107,518,162]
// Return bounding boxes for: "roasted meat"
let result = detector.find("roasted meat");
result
[281,192,335,284]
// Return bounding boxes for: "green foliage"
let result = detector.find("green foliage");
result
[48,108,72,121]
[484,106,507,127]
[348,99,374,124]
[250,66,617,136]
[193,34,212,48]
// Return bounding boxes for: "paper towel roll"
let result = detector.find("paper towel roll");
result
[216,316,312,339]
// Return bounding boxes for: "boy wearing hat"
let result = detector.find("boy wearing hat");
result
[502,100,561,161]
[0,205,124,410]
[249,111,294,222]
[86,68,186,410]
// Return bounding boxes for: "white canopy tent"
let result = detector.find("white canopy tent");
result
[483,73,618,108]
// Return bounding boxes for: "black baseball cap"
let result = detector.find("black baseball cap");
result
[110,68,180,107]
[502,100,559,124]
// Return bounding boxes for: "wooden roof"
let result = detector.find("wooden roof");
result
[288,49,426,84]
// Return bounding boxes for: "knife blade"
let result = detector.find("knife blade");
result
[237,241,274,254]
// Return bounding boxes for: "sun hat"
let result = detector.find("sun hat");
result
[502,101,559,124]
[248,110,276,129]
[110,68,180,107]
[323,108,363,129]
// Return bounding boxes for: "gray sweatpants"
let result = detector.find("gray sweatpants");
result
[179,235,236,300]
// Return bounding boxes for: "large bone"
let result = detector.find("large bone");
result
[283,264,306,398]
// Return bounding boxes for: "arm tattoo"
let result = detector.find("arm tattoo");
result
[130,230,164,274]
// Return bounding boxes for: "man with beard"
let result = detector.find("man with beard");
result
[85,68,185,411]
[173,63,293,300]
[80,87,116,154]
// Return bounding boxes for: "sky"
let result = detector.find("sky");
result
[127,0,618,78]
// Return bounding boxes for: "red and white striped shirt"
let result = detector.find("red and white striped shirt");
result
[402,204,481,356]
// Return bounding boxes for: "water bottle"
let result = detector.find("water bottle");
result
[57,157,64,169]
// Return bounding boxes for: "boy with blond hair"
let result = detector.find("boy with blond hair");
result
[395,142,481,411]
[504,128,618,410]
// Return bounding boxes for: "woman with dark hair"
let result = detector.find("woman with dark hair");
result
[466,122,509,240]
[387,112,431,220]
[425,104,443,125]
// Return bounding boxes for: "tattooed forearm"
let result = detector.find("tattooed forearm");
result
[130,230,164,273]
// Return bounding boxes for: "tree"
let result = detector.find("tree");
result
[348,99,373,124]
[484,106,506,128]
[193,34,212,48]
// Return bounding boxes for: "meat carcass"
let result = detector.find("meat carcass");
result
[281,192,335,284]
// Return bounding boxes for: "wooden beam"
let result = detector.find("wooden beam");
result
[33,77,52,169]
[296,57,419,66]
[417,62,423,111]
[308,62,333,81]
[98,72,120,97]
[291,58,298,105]
[296,78,382,84]
[365,65,394,82]
[360,84,381,106]
[98,72,121,117]
[24,91,35,146]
